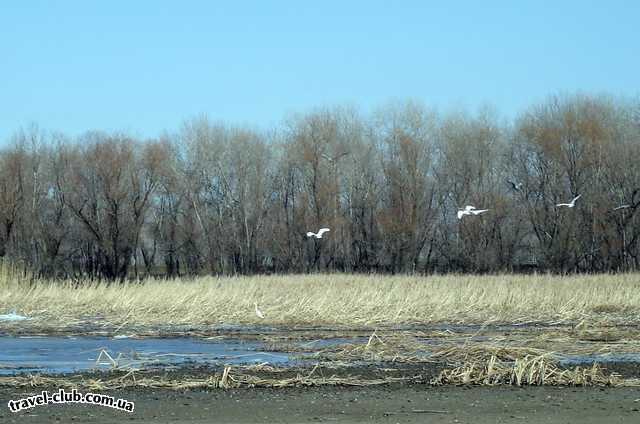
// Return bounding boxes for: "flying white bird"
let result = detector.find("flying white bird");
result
[613,204,631,211]
[556,194,581,208]
[457,205,489,220]
[306,228,331,238]
[254,302,265,319]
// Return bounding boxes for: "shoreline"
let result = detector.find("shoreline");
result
[2,384,640,423]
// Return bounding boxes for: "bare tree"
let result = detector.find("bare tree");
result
[57,133,165,281]
[1,94,638,278]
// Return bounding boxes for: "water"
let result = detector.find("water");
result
[558,353,640,366]
[1,333,637,376]
[295,337,368,348]
[0,336,293,375]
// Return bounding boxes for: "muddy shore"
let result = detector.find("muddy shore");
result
[2,323,639,422]
[2,362,640,423]
[2,384,640,423]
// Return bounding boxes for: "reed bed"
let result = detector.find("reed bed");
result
[2,272,640,329]
[302,331,640,368]
[312,331,434,362]
[432,355,627,386]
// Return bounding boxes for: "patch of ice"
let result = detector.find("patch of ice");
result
[0,310,30,321]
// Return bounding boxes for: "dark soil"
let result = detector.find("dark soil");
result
[2,362,640,423]
[2,384,640,423]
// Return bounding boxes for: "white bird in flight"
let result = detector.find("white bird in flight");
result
[254,302,265,319]
[556,194,581,208]
[457,205,489,220]
[306,228,331,238]
[613,204,631,211]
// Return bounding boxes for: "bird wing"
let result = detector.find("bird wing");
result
[317,228,331,236]
[571,194,582,203]
[306,232,315,237]
[464,205,476,211]
[471,209,489,215]
[556,203,569,207]
[613,204,630,211]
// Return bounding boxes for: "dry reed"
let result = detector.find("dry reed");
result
[1,357,635,390]
[432,354,626,386]
[0,365,418,391]
[2,271,640,329]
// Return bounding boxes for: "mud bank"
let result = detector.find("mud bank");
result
[2,384,640,423]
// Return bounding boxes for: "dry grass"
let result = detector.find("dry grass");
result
[0,365,417,390]
[295,329,640,367]
[432,355,629,387]
[310,331,431,363]
[2,268,640,329]
[1,357,635,390]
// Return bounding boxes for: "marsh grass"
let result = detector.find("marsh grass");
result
[2,271,640,329]
[432,355,626,387]
[0,365,417,391]
[1,357,634,390]
[1,328,638,390]
[313,330,640,366]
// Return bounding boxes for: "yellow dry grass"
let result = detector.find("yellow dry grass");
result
[432,355,628,387]
[1,268,640,329]
[1,358,635,390]
[0,365,417,390]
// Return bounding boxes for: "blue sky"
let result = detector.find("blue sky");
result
[1,1,638,142]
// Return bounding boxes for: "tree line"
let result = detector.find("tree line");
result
[2,93,640,280]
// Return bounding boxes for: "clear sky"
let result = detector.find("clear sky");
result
[1,1,638,142]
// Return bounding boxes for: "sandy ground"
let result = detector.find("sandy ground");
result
[2,385,640,424]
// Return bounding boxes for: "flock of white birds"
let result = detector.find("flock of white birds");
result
[457,179,633,221]
[253,182,635,319]
[457,194,586,220]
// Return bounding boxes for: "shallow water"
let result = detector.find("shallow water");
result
[558,353,640,366]
[1,332,638,376]
[0,336,294,375]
